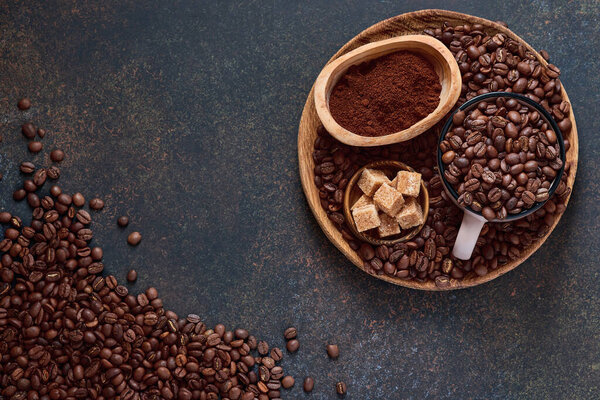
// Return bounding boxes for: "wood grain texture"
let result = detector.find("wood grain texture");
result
[298,9,579,291]
[313,35,461,146]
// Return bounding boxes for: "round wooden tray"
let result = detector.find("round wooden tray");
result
[297,9,579,290]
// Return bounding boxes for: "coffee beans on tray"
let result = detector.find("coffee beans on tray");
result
[312,21,572,286]
[440,97,563,220]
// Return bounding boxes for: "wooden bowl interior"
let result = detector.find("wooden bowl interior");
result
[343,161,429,246]
[314,35,461,147]
[298,9,578,290]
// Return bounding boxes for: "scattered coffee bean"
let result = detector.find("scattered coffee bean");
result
[303,377,315,392]
[89,197,105,210]
[284,326,297,339]
[286,339,299,353]
[0,211,11,223]
[50,149,65,162]
[19,161,35,173]
[128,231,142,246]
[72,192,85,207]
[21,123,36,139]
[327,344,340,359]
[17,97,31,110]
[127,269,138,282]
[336,381,347,395]
[28,141,43,153]
[117,215,129,227]
[37,128,46,138]
[281,376,295,389]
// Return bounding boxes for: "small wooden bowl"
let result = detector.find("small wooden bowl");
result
[343,161,429,246]
[314,34,461,147]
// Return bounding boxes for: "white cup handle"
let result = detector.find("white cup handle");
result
[452,210,487,260]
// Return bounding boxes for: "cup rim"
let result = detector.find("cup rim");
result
[437,92,566,222]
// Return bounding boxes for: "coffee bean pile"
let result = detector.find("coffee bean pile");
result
[312,22,573,287]
[440,97,563,220]
[1,117,293,399]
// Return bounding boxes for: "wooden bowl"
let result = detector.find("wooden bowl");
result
[298,9,579,290]
[313,34,461,147]
[343,161,429,246]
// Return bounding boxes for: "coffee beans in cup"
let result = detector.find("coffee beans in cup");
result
[440,96,563,220]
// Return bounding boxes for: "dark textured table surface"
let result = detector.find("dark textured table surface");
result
[1,1,599,399]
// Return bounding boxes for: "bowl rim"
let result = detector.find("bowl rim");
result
[314,34,461,147]
[343,160,430,246]
[437,92,566,222]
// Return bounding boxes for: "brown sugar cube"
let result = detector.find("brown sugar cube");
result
[377,213,401,238]
[357,168,391,196]
[351,194,375,210]
[352,204,380,232]
[395,171,422,198]
[373,183,404,216]
[396,197,424,229]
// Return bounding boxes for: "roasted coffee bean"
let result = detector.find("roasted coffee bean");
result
[284,327,297,339]
[127,231,142,246]
[336,381,347,395]
[326,344,339,359]
[286,339,299,353]
[18,98,31,110]
[22,123,36,139]
[89,197,105,210]
[20,161,36,174]
[281,376,295,389]
[257,340,269,355]
[303,377,315,392]
[127,269,137,282]
[28,142,46,157]
[72,192,85,207]
[47,166,61,179]
[117,215,129,227]
[50,149,65,162]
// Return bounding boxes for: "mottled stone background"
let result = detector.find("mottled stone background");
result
[1,1,599,399]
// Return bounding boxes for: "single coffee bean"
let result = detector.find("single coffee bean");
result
[127,269,137,282]
[336,381,347,395]
[326,344,339,359]
[117,216,129,227]
[284,327,297,340]
[522,190,535,206]
[72,192,85,207]
[257,341,269,355]
[22,123,36,138]
[50,149,65,162]
[127,232,142,246]
[20,161,36,174]
[281,376,295,389]
[286,339,299,353]
[89,197,105,210]
[482,207,496,221]
[270,347,283,361]
[18,98,31,110]
[28,141,43,153]
[303,377,315,393]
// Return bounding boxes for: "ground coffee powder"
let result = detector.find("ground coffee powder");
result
[328,51,441,137]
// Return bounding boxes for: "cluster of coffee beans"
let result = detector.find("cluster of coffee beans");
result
[312,22,572,287]
[440,97,563,220]
[1,115,294,399]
